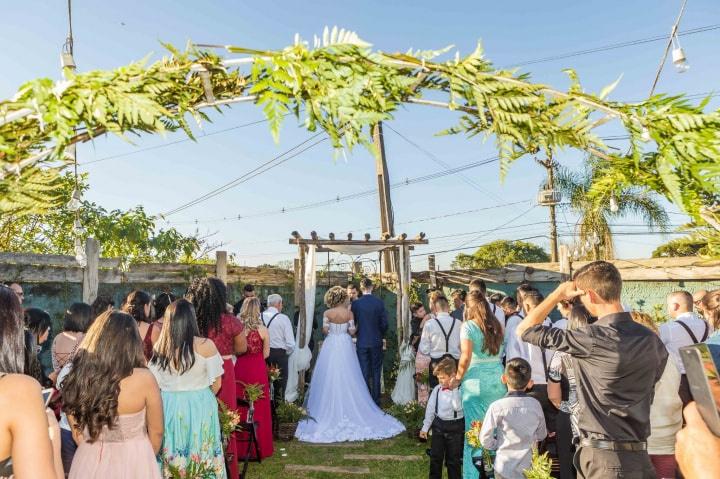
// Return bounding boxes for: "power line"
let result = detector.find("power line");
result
[505,23,720,68]
[161,131,328,217]
[452,205,537,250]
[80,118,272,166]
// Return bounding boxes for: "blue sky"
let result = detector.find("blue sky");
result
[1,1,718,269]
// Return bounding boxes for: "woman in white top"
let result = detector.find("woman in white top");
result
[149,299,226,478]
[295,286,404,443]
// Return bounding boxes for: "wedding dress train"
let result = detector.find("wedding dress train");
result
[295,320,405,443]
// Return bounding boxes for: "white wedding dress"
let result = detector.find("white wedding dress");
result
[294,318,405,443]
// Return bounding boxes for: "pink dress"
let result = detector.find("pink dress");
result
[69,408,161,479]
[207,313,243,479]
[235,330,273,459]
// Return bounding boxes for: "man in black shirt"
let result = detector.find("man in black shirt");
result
[517,261,668,479]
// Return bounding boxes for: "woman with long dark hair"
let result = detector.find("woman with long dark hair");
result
[548,302,595,479]
[122,290,159,361]
[0,286,64,478]
[24,308,53,385]
[454,290,506,478]
[62,311,163,478]
[50,302,93,383]
[149,299,226,478]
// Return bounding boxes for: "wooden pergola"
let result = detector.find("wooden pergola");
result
[289,231,428,394]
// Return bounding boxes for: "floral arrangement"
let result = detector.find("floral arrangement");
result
[162,452,224,479]
[465,420,483,448]
[386,401,425,430]
[523,448,553,479]
[268,365,282,383]
[241,382,265,402]
[275,401,310,424]
[218,399,242,443]
[415,368,429,385]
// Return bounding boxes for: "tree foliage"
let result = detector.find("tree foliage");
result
[555,158,669,260]
[652,229,720,258]
[0,174,205,263]
[0,26,718,251]
[452,239,550,269]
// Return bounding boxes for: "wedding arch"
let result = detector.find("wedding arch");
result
[287,230,427,403]
[0,27,718,234]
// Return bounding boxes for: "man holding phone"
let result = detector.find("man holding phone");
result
[517,261,668,479]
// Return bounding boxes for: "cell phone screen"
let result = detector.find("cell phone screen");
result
[42,388,54,407]
[680,343,720,436]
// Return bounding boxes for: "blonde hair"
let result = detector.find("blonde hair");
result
[630,310,658,334]
[239,297,262,331]
[702,290,720,330]
[433,357,457,377]
[324,286,348,309]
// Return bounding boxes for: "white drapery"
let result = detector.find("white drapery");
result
[321,244,392,256]
[285,245,317,402]
[391,245,415,404]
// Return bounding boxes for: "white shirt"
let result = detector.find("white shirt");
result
[525,318,566,385]
[263,307,295,354]
[480,393,547,479]
[489,303,506,330]
[659,312,711,374]
[421,385,464,433]
[419,312,461,359]
[56,363,73,431]
[503,313,526,361]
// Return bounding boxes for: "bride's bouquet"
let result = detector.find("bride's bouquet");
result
[268,365,282,383]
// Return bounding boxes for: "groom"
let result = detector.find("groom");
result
[351,278,388,406]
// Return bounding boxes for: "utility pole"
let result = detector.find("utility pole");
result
[373,122,396,273]
[536,156,560,263]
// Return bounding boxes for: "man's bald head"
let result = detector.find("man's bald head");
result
[667,290,694,319]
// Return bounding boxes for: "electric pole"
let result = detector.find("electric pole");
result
[537,156,560,263]
[372,122,396,273]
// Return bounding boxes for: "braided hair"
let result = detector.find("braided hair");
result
[185,277,227,337]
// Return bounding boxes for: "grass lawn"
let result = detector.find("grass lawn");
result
[245,434,441,478]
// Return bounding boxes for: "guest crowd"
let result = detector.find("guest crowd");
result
[1,261,720,478]
[0,279,288,478]
[410,263,720,479]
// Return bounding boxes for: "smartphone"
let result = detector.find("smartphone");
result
[680,343,720,436]
[42,388,54,407]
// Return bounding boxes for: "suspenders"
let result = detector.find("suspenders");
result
[434,387,459,419]
[435,317,457,354]
[265,312,281,328]
[676,319,709,344]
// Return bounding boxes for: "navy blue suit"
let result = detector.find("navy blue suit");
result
[351,294,388,405]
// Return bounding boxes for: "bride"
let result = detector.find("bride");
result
[295,286,405,443]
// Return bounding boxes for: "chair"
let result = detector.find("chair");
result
[236,398,262,478]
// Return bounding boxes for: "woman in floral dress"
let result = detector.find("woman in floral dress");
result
[149,299,226,478]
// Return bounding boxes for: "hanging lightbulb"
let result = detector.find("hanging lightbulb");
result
[66,188,82,212]
[584,240,591,250]
[74,237,87,268]
[592,232,601,246]
[73,218,86,236]
[609,195,619,213]
[573,248,580,259]
[671,35,690,73]
[641,127,651,142]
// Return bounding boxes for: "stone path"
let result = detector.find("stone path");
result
[343,454,422,462]
[285,465,371,474]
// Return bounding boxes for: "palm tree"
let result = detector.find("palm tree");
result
[555,159,669,260]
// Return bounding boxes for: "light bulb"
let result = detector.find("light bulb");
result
[73,218,86,236]
[609,195,619,213]
[592,232,601,246]
[672,47,690,73]
[573,249,580,259]
[585,240,591,250]
[66,188,82,212]
[641,127,651,142]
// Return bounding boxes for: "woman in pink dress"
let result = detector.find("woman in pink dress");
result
[235,297,273,460]
[186,277,246,478]
[62,310,164,478]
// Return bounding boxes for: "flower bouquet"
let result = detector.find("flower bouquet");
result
[268,365,282,383]
[466,420,494,478]
[241,382,264,423]
[162,453,222,479]
[218,399,242,449]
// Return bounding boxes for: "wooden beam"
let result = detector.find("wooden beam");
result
[82,238,99,304]
[288,239,428,246]
[215,250,227,283]
[428,255,438,289]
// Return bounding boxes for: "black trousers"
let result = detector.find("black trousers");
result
[679,374,693,408]
[528,384,558,435]
[267,348,289,403]
[429,418,464,479]
[575,447,655,479]
[428,356,459,389]
[556,411,577,479]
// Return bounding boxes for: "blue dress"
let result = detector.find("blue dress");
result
[460,321,506,478]
[150,353,226,478]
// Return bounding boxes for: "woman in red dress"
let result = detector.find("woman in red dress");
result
[186,277,246,478]
[235,297,273,460]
